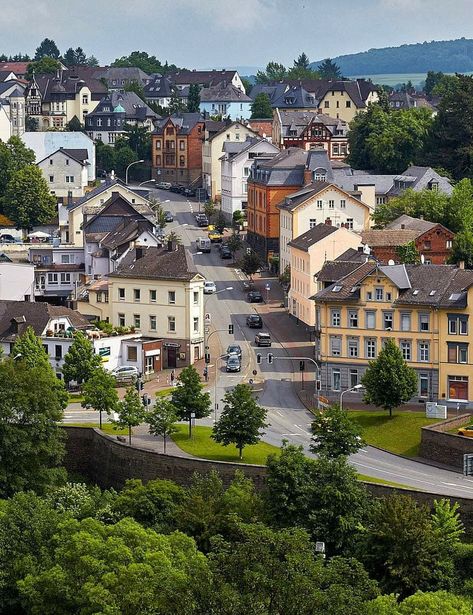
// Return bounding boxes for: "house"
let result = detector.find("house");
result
[287,224,361,327]
[278,180,372,274]
[0,262,35,301]
[85,91,159,145]
[107,244,205,368]
[168,69,245,93]
[386,166,453,198]
[144,74,183,107]
[220,136,280,221]
[312,261,473,406]
[362,215,455,265]
[0,80,26,138]
[202,120,257,201]
[0,62,30,80]
[200,82,253,120]
[272,109,348,159]
[388,91,435,112]
[271,85,319,111]
[96,67,150,91]
[151,113,205,187]
[247,118,273,139]
[37,147,90,198]
[28,245,85,302]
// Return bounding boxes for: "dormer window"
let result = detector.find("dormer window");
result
[429,181,439,192]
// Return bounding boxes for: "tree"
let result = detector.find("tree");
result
[240,76,252,94]
[122,123,151,160]
[82,367,119,429]
[187,83,201,113]
[250,92,273,119]
[372,187,448,228]
[166,229,182,245]
[449,230,473,268]
[367,591,471,615]
[310,405,364,458]
[293,52,310,69]
[95,140,116,174]
[124,79,146,102]
[171,365,211,437]
[395,241,421,264]
[318,58,342,79]
[0,357,67,497]
[0,135,36,200]
[239,250,261,279]
[11,325,50,368]
[203,199,216,220]
[86,55,99,67]
[148,397,179,453]
[431,498,464,550]
[34,37,60,60]
[65,115,83,132]
[362,339,418,417]
[3,166,56,231]
[111,51,180,75]
[62,47,76,66]
[168,86,187,114]
[226,232,243,260]
[445,178,473,232]
[113,386,145,445]
[424,70,445,96]
[214,209,226,233]
[212,384,268,459]
[113,142,138,179]
[26,56,61,79]
[62,331,102,386]
[151,200,167,230]
[255,61,287,84]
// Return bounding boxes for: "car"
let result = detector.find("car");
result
[220,246,232,259]
[226,354,241,372]
[170,184,183,193]
[458,426,473,437]
[204,281,217,294]
[111,365,140,380]
[183,187,196,197]
[246,314,263,328]
[255,332,272,347]
[248,290,263,303]
[156,181,172,190]
[0,234,21,243]
[196,214,209,227]
[226,344,242,359]
[164,211,174,222]
[208,228,223,243]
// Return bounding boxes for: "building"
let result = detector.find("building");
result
[273,109,348,159]
[0,80,26,139]
[388,91,435,112]
[220,136,280,221]
[96,67,150,91]
[107,245,205,368]
[37,147,90,198]
[168,69,245,93]
[29,245,85,303]
[362,215,455,265]
[202,121,257,201]
[199,82,253,120]
[0,262,35,301]
[0,62,30,80]
[151,113,205,187]
[386,166,453,198]
[144,74,177,107]
[278,180,372,274]
[312,261,473,406]
[288,224,361,327]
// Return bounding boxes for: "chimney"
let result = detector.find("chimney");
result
[459,260,465,270]
[325,218,332,226]
[303,167,313,185]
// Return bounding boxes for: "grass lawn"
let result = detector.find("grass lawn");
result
[155,387,175,398]
[68,393,84,403]
[348,410,440,457]
[357,473,413,489]
[171,424,280,465]
[63,422,128,436]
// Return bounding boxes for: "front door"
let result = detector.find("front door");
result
[167,347,177,368]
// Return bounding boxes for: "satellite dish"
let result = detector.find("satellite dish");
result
[420,254,425,264]
[388,259,395,266]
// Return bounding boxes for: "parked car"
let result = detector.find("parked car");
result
[226,344,242,359]
[226,354,241,372]
[183,188,196,197]
[156,181,172,190]
[0,234,21,243]
[204,281,217,294]
[164,211,174,223]
[196,237,211,253]
[458,426,473,437]
[255,332,272,347]
[170,184,184,193]
[220,245,232,259]
[111,366,140,380]
[248,290,263,303]
[208,227,223,243]
[196,214,209,227]
[246,314,263,328]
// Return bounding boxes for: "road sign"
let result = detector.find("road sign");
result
[464,454,473,476]
[318,395,330,405]
[205,313,211,324]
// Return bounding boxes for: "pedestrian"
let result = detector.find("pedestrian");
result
[203,367,208,382]
[170,370,175,386]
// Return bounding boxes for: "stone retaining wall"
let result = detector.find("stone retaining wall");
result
[420,413,473,470]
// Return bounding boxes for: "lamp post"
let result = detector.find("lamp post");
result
[139,179,156,187]
[204,287,233,354]
[125,159,144,184]
[339,384,363,411]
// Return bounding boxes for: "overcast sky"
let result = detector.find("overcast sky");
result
[2,0,473,70]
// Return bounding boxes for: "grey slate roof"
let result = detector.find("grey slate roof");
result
[200,82,251,102]
[287,223,338,251]
[109,245,200,281]
[249,83,288,103]
[331,168,395,195]
[97,66,150,84]
[33,67,108,101]
[385,214,437,233]
[278,181,334,211]
[387,166,453,197]
[278,110,348,138]
[153,112,204,135]
[271,85,318,109]
[87,91,158,121]
[316,259,368,284]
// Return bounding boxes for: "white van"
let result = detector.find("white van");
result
[196,237,211,253]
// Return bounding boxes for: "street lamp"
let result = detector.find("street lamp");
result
[125,159,144,184]
[139,179,156,187]
[339,384,363,411]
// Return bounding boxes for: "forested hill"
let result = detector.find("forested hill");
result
[311,38,473,75]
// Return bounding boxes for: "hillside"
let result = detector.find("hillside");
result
[311,38,473,75]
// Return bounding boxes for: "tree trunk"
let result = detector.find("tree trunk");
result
[99,409,102,430]
[389,406,393,418]
[188,416,192,438]
[163,434,167,454]
[239,445,243,460]
[128,425,132,445]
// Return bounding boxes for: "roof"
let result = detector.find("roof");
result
[336,247,371,262]
[278,110,348,138]
[0,62,29,74]
[250,147,307,187]
[31,67,108,101]
[387,166,453,197]
[97,66,150,83]
[278,181,333,211]
[361,229,420,247]
[314,261,377,302]
[287,223,338,251]
[87,91,158,121]
[37,147,89,166]
[168,69,238,87]
[68,179,147,212]
[385,214,438,233]
[153,112,204,135]
[331,168,395,195]
[316,259,368,283]
[271,85,318,109]
[100,219,152,251]
[247,118,273,137]
[249,83,288,104]
[83,191,154,233]
[200,82,251,103]
[144,74,173,97]
[108,245,200,282]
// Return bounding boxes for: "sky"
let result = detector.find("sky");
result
[2,0,473,71]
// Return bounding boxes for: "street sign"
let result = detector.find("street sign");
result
[205,313,211,324]
[318,395,330,405]
[464,454,473,476]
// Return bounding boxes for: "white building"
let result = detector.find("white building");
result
[37,148,89,198]
[0,262,35,301]
[28,245,85,301]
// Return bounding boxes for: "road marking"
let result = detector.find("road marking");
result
[275,410,283,416]
[281,433,300,436]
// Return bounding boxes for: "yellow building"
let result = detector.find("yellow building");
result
[313,262,473,405]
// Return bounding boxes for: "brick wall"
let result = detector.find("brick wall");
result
[420,413,473,469]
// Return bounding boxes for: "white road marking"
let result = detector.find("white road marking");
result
[281,433,300,436]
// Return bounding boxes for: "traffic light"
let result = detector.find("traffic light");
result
[205,353,211,364]
[300,360,305,371]
[267,353,274,365]
[256,353,262,364]
[228,324,234,335]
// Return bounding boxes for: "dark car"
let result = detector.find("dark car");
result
[183,188,196,197]
[220,246,232,259]
[246,314,263,328]
[226,344,242,359]
[169,185,180,193]
[248,290,263,303]
[255,332,272,347]
[164,211,174,223]
[226,354,241,372]
[196,215,209,227]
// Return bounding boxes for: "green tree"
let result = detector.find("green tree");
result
[34,37,60,60]
[169,86,187,114]
[3,165,56,231]
[148,397,179,453]
[424,70,445,95]
[65,115,83,132]
[187,83,201,113]
[0,357,67,497]
[111,50,180,75]
[445,177,473,232]
[212,384,268,459]
[318,58,342,79]
[151,200,168,231]
[203,199,216,220]
[255,61,287,84]
[431,498,464,550]
[240,76,252,94]
[62,47,76,66]
[293,52,310,69]
[372,187,449,228]
[62,331,102,386]
[11,325,50,368]
[395,241,421,264]
[122,122,151,160]
[239,250,261,279]
[171,365,211,437]
[362,339,417,417]
[251,92,273,118]
[0,136,36,202]
[166,229,182,245]
[82,367,119,429]
[95,140,116,174]
[367,591,471,615]
[124,79,146,102]
[26,56,61,79]
[310,405,364,458]
[226,232,243,260]
[113,141,138,179]
[47,481,117,521]
[113,386,145,445]
[449,230,473,268]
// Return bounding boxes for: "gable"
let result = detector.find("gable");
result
[298,184,369,212]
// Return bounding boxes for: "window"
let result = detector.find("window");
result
[54,345,62,360]
[420,374,429,397]
[134,289,141,302]
[193,291,199,305]
[156,141,162,150]
[346,100,351,108]
[419,313,430,332]
[316,200,323,208]
[448,315,468,335]
[49,175,54,183]
[309,218,317,229]
[168,290,176,304]
[330,336,341,356]
[448,376,468,400]
[340,199,346,208]
[324,101,329,108]
[193,317,199,333]
[168,316,176,332]
[350,369,359,388]
[423,240,431,250]
[448,343,468,364]
[375,287,384,301]
[449,317,457,335]
[446,240,453,249]
[348,337,359,357]
[65,176,75,183]
[150,289,157,303]
[383,312,393,330]
[48,273,58,285]
[418,342,430,362]
[127,346,137,362]
[49,159,53,165]
[366,291,373,301]
[118,313,125,327]
[331,309,341,327]
[346,218,354,230]
[460,346,468,363]
[400,340,411,361]
[82,95,88,104]
[134,314,141,329]
[365,338,376,359]
[332,368,341,391]
[386,292,392,301]
[118,288,125,301]
[365,311,375,329]
[348,310,358,328]
[328,200,334,209]
[61,254,70,264]
[461,319,468,335]
[401,312,411,331]
[149,315,157,331]
[60,273,71,285]
[179,140,185,150]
